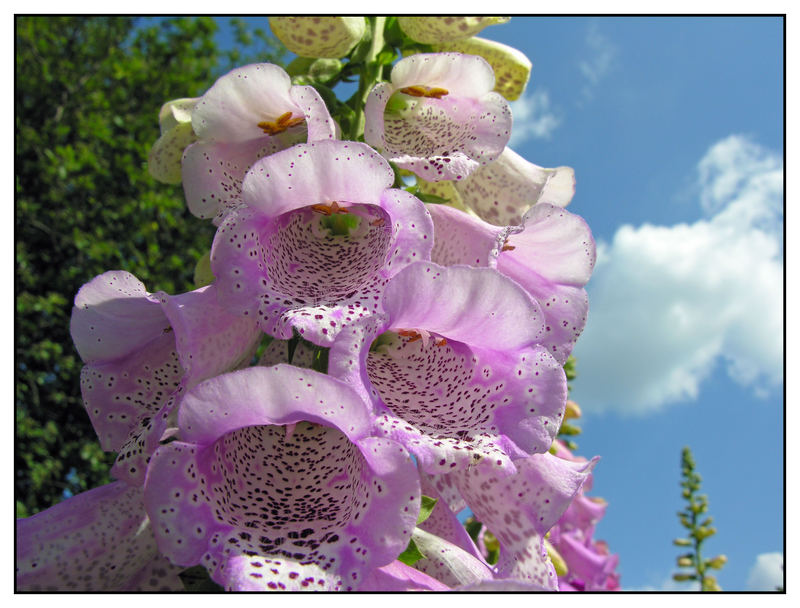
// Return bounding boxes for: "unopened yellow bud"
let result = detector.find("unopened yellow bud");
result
[672,573,696,582]
[677,557,693,567]
[708,555,728,570]
[270,17,366,59]
[148,98,199,184]
[673,538,692,547]
[564,400,582,420]
[398,16,510,44]
[702,575,721,591]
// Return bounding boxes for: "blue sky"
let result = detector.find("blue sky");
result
[486,17,784,591]
[214,15,784,591]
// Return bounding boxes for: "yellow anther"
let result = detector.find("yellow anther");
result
[257,111,305,135]
[435,337,448,347]
[501,237,515,252]
[399,85,449,99]
[370,217,385,227]
[398,329,423,343]
[311,201,349,216]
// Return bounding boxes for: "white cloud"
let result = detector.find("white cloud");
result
[572,135,783,414]
[508,90,562,146]
[578,22,617,103]
[625,574,700,592]
[746,552,784,591]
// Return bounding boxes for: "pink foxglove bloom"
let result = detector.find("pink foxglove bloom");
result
[211,140,432,346]
[182,63,337,224]
[16,482,183,591]
[429,202,596,364]
[422,147,575,225]
[548,439,620,591]
[330,261,566,476]
[143,365,420,591]
[429,452,596,590]
[360,560,450,591]
[70,271,260,485]
[365,53,512,181]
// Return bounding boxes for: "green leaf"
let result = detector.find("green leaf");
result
[179,565,224,592]
[285,56,317,77]
[416,495,438,525]
[396,537,426,567]
[308,58,343,83]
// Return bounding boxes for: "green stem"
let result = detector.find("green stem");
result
[349,16,386,140]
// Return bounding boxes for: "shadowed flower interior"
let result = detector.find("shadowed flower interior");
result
[263,204,393,305]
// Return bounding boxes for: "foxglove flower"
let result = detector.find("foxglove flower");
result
[70,271,260,485]
[182,63,337,224]
[397,17,510,44]
[16,481,183,591]
[330,261,566,476]
[143,365,420,591]
[269,17,365,58]
[211,139,432,346]
[429,452,597,590]
[419,147,575,226]
[429,202,595,364]
[432,37,532,101]
[365,53,512,181]
[548,439,620,591]
[359,560,450,591]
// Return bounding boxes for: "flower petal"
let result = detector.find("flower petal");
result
[397,17,510,45]
[144,367,420,591]
[382,261,544,351]
[241,140,394,218]
[192,63,298,143]
[454,452,597,589]
[359,560,450,591]
[16,482,160,591]
[434,37,532,101]
[269,17,365,58]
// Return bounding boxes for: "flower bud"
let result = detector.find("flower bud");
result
[707,555,728,569]
[673,538,692,547]
[147,98,199,184]
[677,556,693,567]
[672,573,697,582]
[564,400,582,420]
[398,16,509,44]
[269,17,365,58]
[702,575,721,591]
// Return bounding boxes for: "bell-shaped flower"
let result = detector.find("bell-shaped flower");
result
[432,38,532,101]
[359,560,450,591]
[16,481,184,591]
[427,451,597,590]
[70,271,261,485]
[142,365,420,591]
[181,63,337,224]
[428,202,596,364]
[269,17,365,58]
[148,97,200,184]
[420,147,575,226]
[547,439,620,591]
[210,140,433,347]
[365,53,512,182]
[329,261,567,477]
[397,17,510,44]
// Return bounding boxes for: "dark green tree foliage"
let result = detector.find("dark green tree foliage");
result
[15,16,285,517]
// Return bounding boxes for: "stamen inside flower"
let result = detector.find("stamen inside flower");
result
[311,201,349,216]
[398,85,450,99]
[257,111,306,135]
[500,237,515,252]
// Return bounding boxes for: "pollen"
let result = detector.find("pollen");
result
[399,85,450,99]
[257,111,305,135]
[311,201,349,216]
[501,238,515,252]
